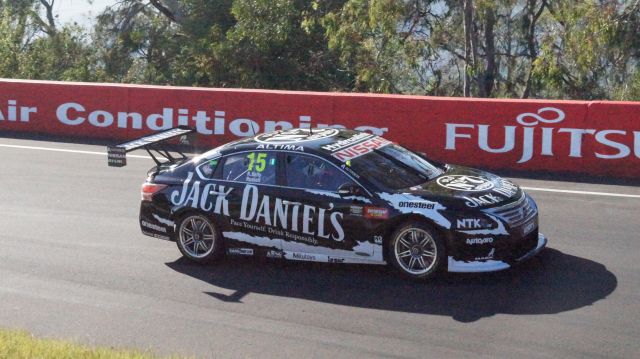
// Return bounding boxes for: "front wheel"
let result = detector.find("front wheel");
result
[176,214,223,263]
[388,221,445,280]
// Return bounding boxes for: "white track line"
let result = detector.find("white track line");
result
[0,143,150,159]
[521,186,640,198]
[1,142,639,199]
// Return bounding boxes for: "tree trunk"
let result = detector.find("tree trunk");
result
[482,10,496,97]
[39,0,56,35]
[463,0,473,97]
[522,0,547,98]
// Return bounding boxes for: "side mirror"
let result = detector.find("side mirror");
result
[337,183,361,196]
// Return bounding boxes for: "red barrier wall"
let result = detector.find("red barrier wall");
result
[1,79,639,178]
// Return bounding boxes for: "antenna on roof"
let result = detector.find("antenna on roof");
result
[300,115,312,135]
[249,121,258,138]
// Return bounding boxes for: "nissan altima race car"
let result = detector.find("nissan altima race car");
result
[108,126,546,279]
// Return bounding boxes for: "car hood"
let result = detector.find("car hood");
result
[399,165,522,210]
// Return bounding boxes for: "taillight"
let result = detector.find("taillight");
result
[141,183,167,201]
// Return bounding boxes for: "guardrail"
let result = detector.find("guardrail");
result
[1,79,638,178]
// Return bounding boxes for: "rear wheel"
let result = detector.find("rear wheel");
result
[388,221,445,280]
[176,214,223,263]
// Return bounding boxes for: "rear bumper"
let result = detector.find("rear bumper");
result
[447,233,547,273]
[139,201,175,241]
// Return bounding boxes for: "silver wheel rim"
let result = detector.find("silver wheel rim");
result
[394,228,437,275]
[179,216,216,259]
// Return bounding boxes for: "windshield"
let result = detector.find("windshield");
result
[348,144,443,191]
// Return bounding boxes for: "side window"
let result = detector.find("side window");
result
[285,153,355,192]
[197,158,220,179]
[221,152,277,185]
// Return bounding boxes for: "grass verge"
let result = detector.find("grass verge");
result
[0,328,169,359]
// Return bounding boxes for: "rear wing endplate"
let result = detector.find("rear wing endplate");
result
[107,126,196,167]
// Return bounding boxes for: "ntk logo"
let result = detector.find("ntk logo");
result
[456,218,482,229]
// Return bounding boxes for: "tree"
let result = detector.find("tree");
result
[0,0,95,81]
[1,0,639,100]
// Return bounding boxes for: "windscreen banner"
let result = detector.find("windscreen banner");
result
[1,79,638,178]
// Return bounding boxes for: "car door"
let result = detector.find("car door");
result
[214,150,283,256]
[278,152,379,263]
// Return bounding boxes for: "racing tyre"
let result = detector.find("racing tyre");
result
[176,214,224,263]
[388,221,445,280]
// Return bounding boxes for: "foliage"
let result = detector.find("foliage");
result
[0,1,96,81]
[1,0,640,100]
[0,328,169,359]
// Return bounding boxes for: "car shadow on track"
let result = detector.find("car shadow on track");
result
[165,248,617,322]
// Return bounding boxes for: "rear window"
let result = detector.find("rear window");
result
[196,158,220,179]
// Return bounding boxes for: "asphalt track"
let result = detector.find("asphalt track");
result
[1,137,639,358]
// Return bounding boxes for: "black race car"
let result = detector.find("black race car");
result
[108,127,546,279]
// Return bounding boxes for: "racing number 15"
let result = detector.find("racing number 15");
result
[247,153,267,172]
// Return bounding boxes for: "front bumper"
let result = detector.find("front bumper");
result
[447,233,547,273]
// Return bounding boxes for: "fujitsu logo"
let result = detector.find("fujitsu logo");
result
[445,107,640,163]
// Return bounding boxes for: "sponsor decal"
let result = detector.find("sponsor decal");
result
[107,146,127,167]
[466,237,494,245]
[320,132,374,152]
[437,176,516,207]
[246,171,262,183]
[340,163,361,179]
[291,252,317,261]
[141,220,167,233]
[475,248,496,261]
[328,257,345,263]
[493,178,519,198]
[171,173,345,242]
[0,99,37,122]
[255,128,338,144]
[398,201,435,209]
[228,248,254,256]
[463,193,504,208]
[350,205,363,216]
[437,175,494,192]
[51,103,389,137]
[230,217,321,246]
[332,137,392,162]
[224,232,385,264]
[458,214,508,236]
[364,206,389,219]
[256,143,304,151]
[445,107,640,163]
[456,218,484,229]
[266,250,283,258]
[117,127,192,151]
[376,192,451,229]
[373,235,383,244]
[171,172,234,215]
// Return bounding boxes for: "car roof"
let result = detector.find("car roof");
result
[215,128,383,159]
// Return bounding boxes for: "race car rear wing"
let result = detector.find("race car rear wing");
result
[107,126,196,167]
